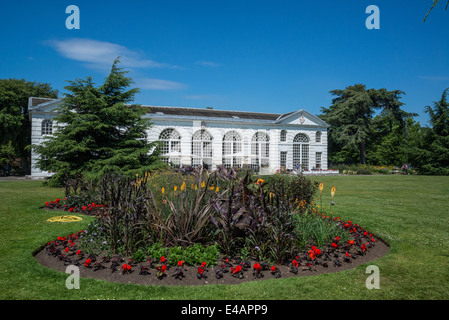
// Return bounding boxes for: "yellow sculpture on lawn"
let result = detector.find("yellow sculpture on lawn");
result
[47,215,83,223]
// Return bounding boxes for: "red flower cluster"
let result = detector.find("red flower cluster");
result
[231,265,242,274]
[308,246,321,260]
[122,264,132,272]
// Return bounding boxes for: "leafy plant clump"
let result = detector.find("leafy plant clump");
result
[42,166,356,267]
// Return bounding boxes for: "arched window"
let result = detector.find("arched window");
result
[316,131,322,143]
[192,129,213,168]
[159,128,181,166]
[280,130,287,142]
[42,119,53,135]
[293,133,310,171]
[222,131,242,169]
[251,132,270,170]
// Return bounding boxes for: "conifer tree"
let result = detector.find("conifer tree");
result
[414,87,449,175]
[34,58,164,182]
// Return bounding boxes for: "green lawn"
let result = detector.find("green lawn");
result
[0,175,448,300]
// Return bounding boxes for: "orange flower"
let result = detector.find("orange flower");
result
[331,186,336,198]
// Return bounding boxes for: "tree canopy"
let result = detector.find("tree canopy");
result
[0,79,58,174]
[319,84,417,165]
[33,58,165,183]
[412,87,449,175]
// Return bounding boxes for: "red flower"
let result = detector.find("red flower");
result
[84,259,92,267]
[232,265,242,274]
[292,260,299,267]
[334,236,340,242]
[178,260,184,267]
[123,264,132,271]
[76,250,81,255]
[253,263,261,271]
[314,248,321,255]
[161,265,167,273]
[160,256,166,263]
[345,252,350,257]
[198,267,204,274]
[64,247,69,253]
[201,262,207,268]
[331,242,338,248]
[348,240,355,245]
[308,251,316,260]
[270,266,276,272]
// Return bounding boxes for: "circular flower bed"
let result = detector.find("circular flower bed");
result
[35,168,389,286]
[34,220,389,286]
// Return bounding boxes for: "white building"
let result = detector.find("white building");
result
[28,97,331,179]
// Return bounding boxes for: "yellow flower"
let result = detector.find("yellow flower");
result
[319,182,324,192]
[181,181,186,191]
[255,178,265,185]
[215,187,219,192]
[162,187,165,194]
[174,185,178,192]
[331,186,336,198]
[201,181,206,188]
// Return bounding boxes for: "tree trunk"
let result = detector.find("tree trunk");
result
[360,140,367,164]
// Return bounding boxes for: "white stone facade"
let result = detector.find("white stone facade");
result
[28,98,330,178]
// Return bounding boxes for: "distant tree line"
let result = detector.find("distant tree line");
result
[319,84,449,175]
[1,68,448,178]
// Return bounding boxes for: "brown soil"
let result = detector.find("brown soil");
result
[33,236,390,287]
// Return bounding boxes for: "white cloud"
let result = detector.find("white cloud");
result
[46,38,187,90]
[195,61,221,67]
[46,38,175,70]
[136,78,186,90]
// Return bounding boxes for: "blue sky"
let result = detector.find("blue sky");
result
[1,1,448,125]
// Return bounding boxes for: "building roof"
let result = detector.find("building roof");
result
[28,97,57,108]
[28,97,329,127]
[142,105,294,121]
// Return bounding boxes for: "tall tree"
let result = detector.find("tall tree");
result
[0,79,58,174]
[320,84,415,165]
[413,87,449,175]
[34,58,164,183]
